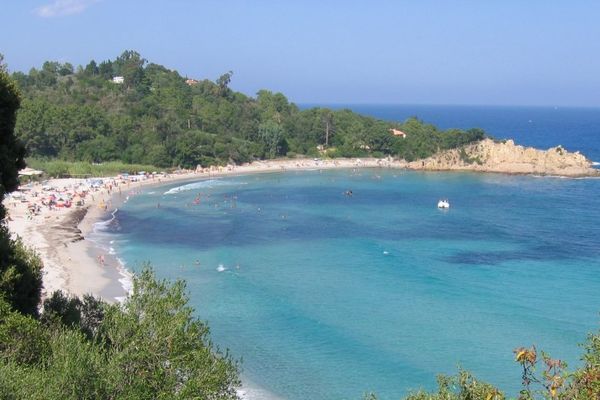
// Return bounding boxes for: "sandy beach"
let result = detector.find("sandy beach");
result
[4,171,198,301]
[5,149,598,304]
[3,158,403,303]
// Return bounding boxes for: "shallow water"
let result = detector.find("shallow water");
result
[104,169,600,399]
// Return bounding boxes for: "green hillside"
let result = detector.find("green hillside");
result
[11,51,485,168]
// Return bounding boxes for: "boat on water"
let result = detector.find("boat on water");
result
[437,199,450,209]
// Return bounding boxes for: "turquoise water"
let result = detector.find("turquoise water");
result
[105,169,600,399]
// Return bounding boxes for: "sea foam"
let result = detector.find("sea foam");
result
[93,208,119,233]
[115,260,134,304]
[163,179,246,195]
[88,209,133,303]
[102,167,600,399]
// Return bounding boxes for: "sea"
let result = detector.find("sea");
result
[94,105,600,399]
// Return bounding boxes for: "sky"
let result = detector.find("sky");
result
[2,0,600,106]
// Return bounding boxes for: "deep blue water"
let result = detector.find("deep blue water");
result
[302,104,600,162]
[103,106,600,399]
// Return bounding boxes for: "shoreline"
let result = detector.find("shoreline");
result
[4,156,599,304]
[3,156,598,399]
[4,159,391,303]
[4,171,200,302]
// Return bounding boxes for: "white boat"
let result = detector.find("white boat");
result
[437,199,450,209]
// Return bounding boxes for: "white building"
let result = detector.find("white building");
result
[389,128,407,138]
[112,76,124,84]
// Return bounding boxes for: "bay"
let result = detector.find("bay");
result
[101,105,600,399]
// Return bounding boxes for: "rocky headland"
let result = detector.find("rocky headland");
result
[407,138,599,177]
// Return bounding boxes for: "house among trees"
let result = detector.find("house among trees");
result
[112,76,124,84]
[185,78,199,86]
[390,128,407,138]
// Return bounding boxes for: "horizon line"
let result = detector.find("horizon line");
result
[295,102,600,110]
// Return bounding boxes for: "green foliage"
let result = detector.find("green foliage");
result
[362,331,600,400]
[12,51,487,170]
[0,227,43,317]
[0,71,42,317]
[567,332,600,399]
[0,69,26,220]
[0,268,240,399]
[216,71,233,97]
[0,327,110,399]
[99,267,240,398]
[402,370,504,400]
[113,50,147,90]
[0,297,49,365]
[259,120,288,158]
[41,291,105,340]
[459,148,483,165]
[26,158,161,178]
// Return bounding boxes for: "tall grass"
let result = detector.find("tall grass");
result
[26,159,165,178]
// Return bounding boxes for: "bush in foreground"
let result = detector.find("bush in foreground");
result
[0,268,240,399]
[1,264,598,399]
[0,227,43,317]
[364,330,599,400]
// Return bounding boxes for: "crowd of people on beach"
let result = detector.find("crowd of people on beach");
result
[3,158,406,302]
[7,178,111,218]
[4,172,182,220]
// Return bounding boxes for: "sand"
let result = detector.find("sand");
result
[4,172,197,301]
[5,153,595,304]
[3,158,402,303]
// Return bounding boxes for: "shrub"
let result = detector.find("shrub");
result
[0,267,241,399]
[0,229,43,317]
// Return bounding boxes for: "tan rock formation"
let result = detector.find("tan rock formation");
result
[407,138,599,177]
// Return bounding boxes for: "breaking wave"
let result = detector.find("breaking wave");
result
[164,179,246,195]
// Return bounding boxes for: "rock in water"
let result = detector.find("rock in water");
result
[407,138,599,177]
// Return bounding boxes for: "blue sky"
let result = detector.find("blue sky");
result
[2,0,600,106]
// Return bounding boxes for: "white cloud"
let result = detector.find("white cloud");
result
[34,0,100,18]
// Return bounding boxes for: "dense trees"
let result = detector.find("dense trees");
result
[2,70,240,398]
[11,51,486,169]
[0,66,598,398]
[0,68,42,316]
[0,270,240,399]
[0,69,26,207]
[0,234,43,316]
